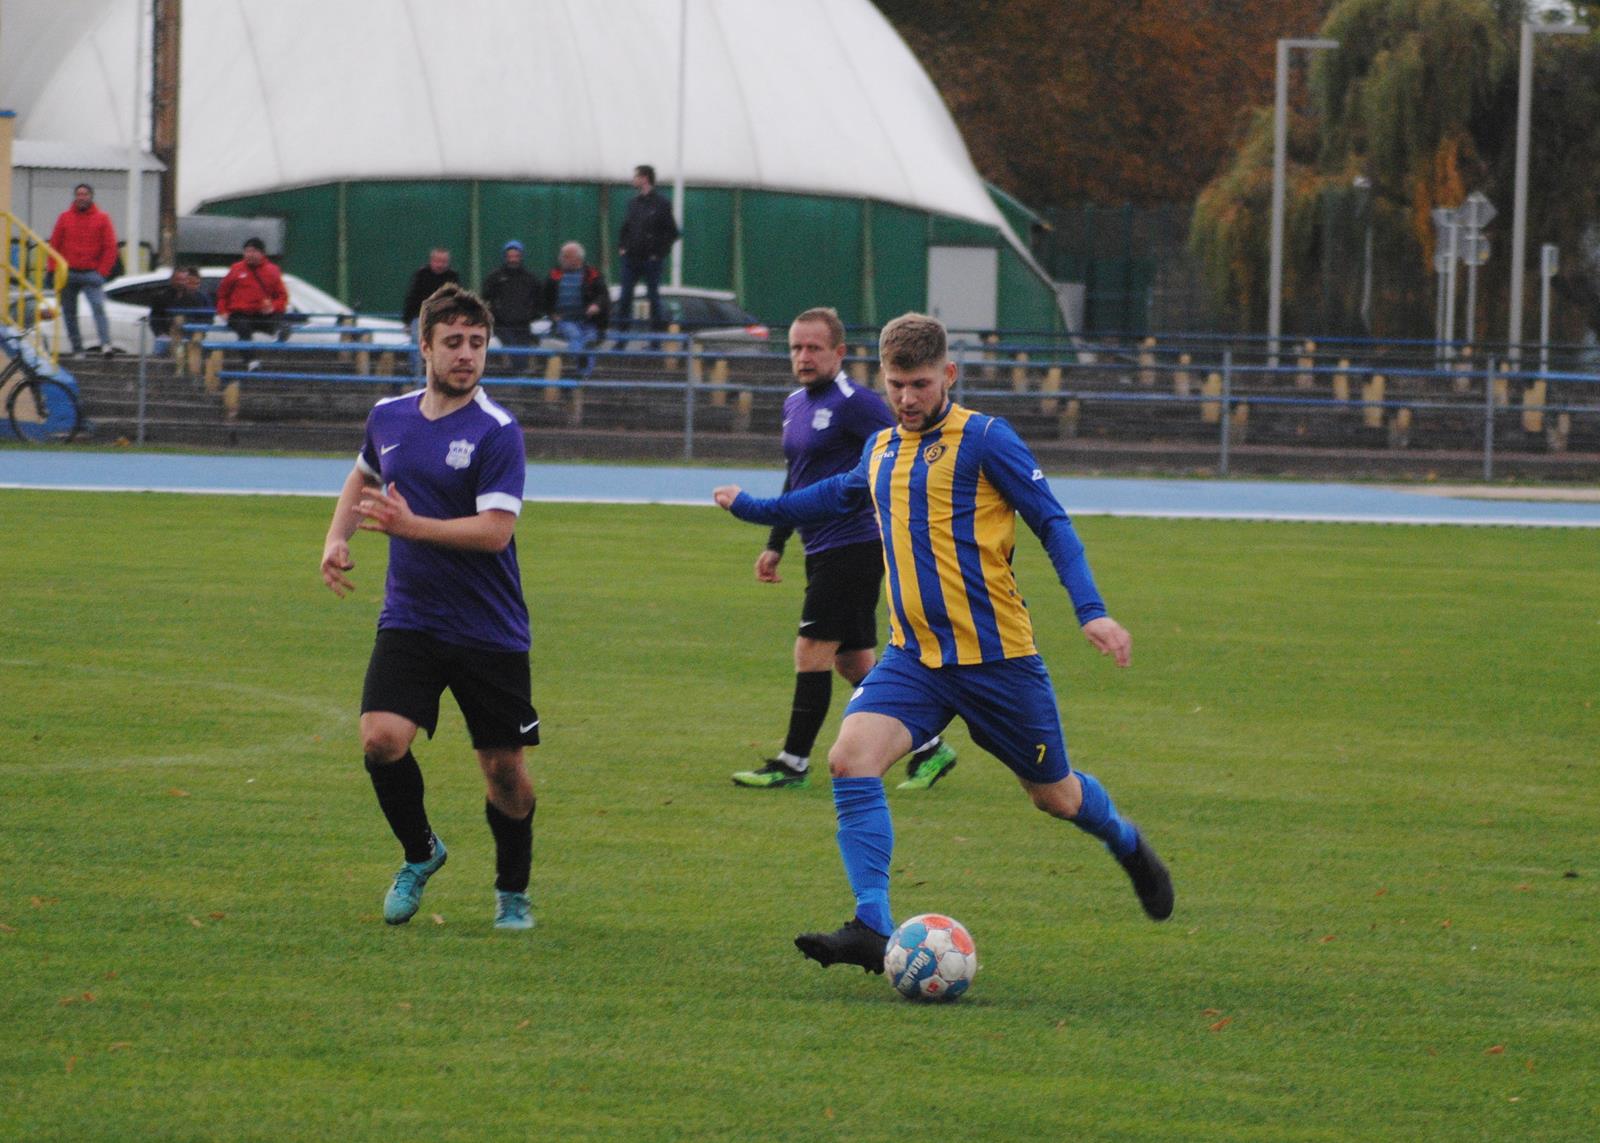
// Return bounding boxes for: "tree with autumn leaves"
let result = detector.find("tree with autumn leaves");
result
[1192,0,1600,342]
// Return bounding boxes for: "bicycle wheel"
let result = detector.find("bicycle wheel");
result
[7,377,82,443]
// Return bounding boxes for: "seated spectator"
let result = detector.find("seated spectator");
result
[543,241,609,376]
[149,267,209,339]
[481,240,541,367]
[215,237,289,370]
[401,247,460,329]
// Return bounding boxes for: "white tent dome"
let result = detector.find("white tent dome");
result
[14,0,1009,230]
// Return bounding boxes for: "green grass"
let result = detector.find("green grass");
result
[2,490,1597,1141]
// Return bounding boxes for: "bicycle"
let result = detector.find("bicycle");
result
[1,334,83,443]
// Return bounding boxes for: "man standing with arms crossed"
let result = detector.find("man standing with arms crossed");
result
[732,307,955,791]
[320,284,540,932]
[714,313,1172,972]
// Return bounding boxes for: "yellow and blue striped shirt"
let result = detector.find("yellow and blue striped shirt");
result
[732,402,1106,667]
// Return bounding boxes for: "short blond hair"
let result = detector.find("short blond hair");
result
[878,312,947,370]
[791,306,846,347]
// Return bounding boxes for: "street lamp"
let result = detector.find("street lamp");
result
[1269,37,1339,367]
[1507,5,1588,363]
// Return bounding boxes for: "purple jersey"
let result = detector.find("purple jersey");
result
[778,371,893,553]
[357,388,530,652]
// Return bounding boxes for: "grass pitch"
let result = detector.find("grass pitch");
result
[2,489,1596,1141]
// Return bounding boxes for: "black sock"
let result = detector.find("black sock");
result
[365,751,434,864]
[485,799,535,894]
[783,670,833,759]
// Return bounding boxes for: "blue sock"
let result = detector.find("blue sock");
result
[832,776,894,936]
[1070,770,1138,859]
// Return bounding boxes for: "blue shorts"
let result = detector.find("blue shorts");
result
[844,646,1071,783]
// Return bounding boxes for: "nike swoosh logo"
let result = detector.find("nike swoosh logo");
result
[380,444,400,455]
[519,719,539,733]
[799,621,817,628]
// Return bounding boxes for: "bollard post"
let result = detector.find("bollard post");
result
[136,318,149,445]
[1483,355,1497,481]
[1219,350,1232,475]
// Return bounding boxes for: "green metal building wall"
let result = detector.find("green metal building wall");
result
[198,181,1065,333]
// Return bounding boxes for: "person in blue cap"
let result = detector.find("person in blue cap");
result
[480,240,541,365]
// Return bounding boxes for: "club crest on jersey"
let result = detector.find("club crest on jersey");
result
[811,408,833,431]
[445,439,476,470]
[923,443,946,464]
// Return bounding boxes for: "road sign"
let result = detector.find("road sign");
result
[1458,191,1497,230]
[1542,244,1560,275]
[1458,232,1491,267]
[1431,207,1457,230]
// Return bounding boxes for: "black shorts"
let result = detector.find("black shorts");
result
[799,540,884,652]
[361,628,540,750]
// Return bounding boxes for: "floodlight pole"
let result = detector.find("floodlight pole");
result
[125,0,149,274]
[1269,37,1338,368]
[670,0,689,289]
[1508,16,1588,365]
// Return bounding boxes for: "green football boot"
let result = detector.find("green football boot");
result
[731,759,810,789]
[897,742,958,790]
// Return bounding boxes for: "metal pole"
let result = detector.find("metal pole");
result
[1483,354,1497,481]
[1268,39,1289,370]
[683,339,696,460]
[1434,263,1446,368]
[125,0,147,273]
[1219,349,1232,476]
[670,0,689,289]
[1360,215,1373,332]
[1268,38,1338,370]
[1539,243,1556,375]
[1443,221,1459,362]
[136,316,148,444]
[1508,20,1589,364]
[1464,249,1479,347]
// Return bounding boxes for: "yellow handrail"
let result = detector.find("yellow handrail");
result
[1,211,69,370]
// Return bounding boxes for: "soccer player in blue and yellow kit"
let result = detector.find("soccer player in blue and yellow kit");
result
[321,285,540,932]
[713,312,1173,972]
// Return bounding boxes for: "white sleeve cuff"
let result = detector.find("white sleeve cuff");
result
[477,492,522,516]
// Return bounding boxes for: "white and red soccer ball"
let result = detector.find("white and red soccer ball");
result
[885,913,977,1001]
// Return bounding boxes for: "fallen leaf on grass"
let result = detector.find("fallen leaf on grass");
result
[1374,887,1389,897]
[107,1042,132,1052]
[1525,1058,1535,1073]
[1054,1019,1067,1031]
[515,1019,531,1031]
[824,1108,836,1121]
[81,992,95,1002]
[1318,934,1337,944]
[65,1056,78,1074]
[1439,919,1452,929]
[1202,1008,1222,1017]
[397,1002,412,1011]
[431,914,445,925]
[187,916,204,928]
[104,971,118,980]
[1508,1096,1521,1103]
[1486,1045,1505,1055]
[208,912,225,921]
[1209,1017,1233,1032]
[167,788,190,798]
[31,896,60,908]
[1515,883,1532,892]
[0,922,15,933]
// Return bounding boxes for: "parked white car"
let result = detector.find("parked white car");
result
[47,267,411,353]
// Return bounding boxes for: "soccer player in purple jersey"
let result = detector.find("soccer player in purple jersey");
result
[731,307,957,792]
[320,285,540,932]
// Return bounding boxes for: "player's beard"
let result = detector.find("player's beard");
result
[429,369,480,399]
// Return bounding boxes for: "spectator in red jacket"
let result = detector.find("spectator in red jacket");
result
[215,237,290,369]
[49,184,119,356]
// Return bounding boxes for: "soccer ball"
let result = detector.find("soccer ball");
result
[885,913,977,1001]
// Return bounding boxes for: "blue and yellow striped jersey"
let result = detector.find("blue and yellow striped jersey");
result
[731,402,1107,667]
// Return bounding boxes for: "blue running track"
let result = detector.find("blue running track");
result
[2,450,1598,528]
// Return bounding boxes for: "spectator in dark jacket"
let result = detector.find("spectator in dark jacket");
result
[400,247,460,326]
[544,241,609,376]
[480,240,541,359]
[48,184,119,356]
[614,164,680,342]
[149,267,209,339]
